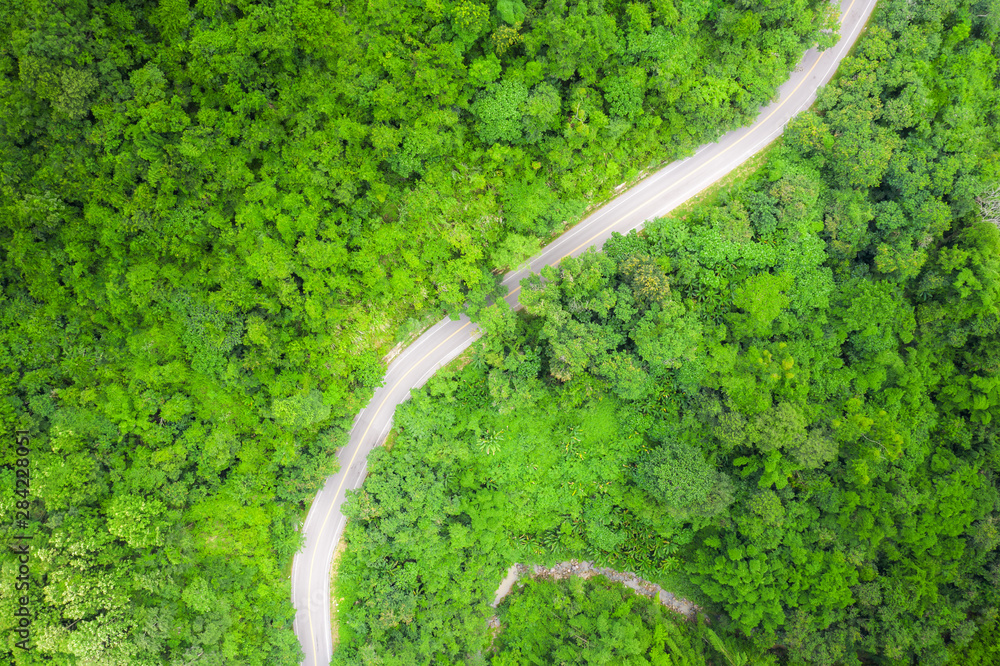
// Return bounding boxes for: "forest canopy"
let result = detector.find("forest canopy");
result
[492,576,728,665]
[0,0,839,663]
[330,0,1000,663]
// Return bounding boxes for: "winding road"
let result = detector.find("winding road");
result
[291,0,878,662]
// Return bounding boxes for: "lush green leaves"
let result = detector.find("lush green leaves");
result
[333,2,1000,664]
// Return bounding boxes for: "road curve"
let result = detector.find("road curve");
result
[291,0,877,662]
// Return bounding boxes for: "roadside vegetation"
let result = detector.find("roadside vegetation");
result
[0,0,837,663]
[332,0,1000,663]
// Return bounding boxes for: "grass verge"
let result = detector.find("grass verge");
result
[330,538,348,652]
[653,136,783,228]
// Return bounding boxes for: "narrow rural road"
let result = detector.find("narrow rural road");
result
[292,0,878,662]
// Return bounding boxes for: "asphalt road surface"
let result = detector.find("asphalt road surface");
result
[291,0,878,661]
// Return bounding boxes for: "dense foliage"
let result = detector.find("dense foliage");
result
[492,576,716,665]
[0,0,836,417]
[332,0,1000,663]
[0,0,835,662]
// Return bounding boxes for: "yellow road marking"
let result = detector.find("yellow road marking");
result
[305,0,863,656]
[557,13,852,261]
[306,320,473,657]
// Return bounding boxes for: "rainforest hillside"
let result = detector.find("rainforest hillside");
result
[332,0,1000,663]
[0,0,837,663]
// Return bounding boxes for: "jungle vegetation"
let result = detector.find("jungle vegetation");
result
[0,0,839,663]
[331,0,1000,663]
[491,576,729,665]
